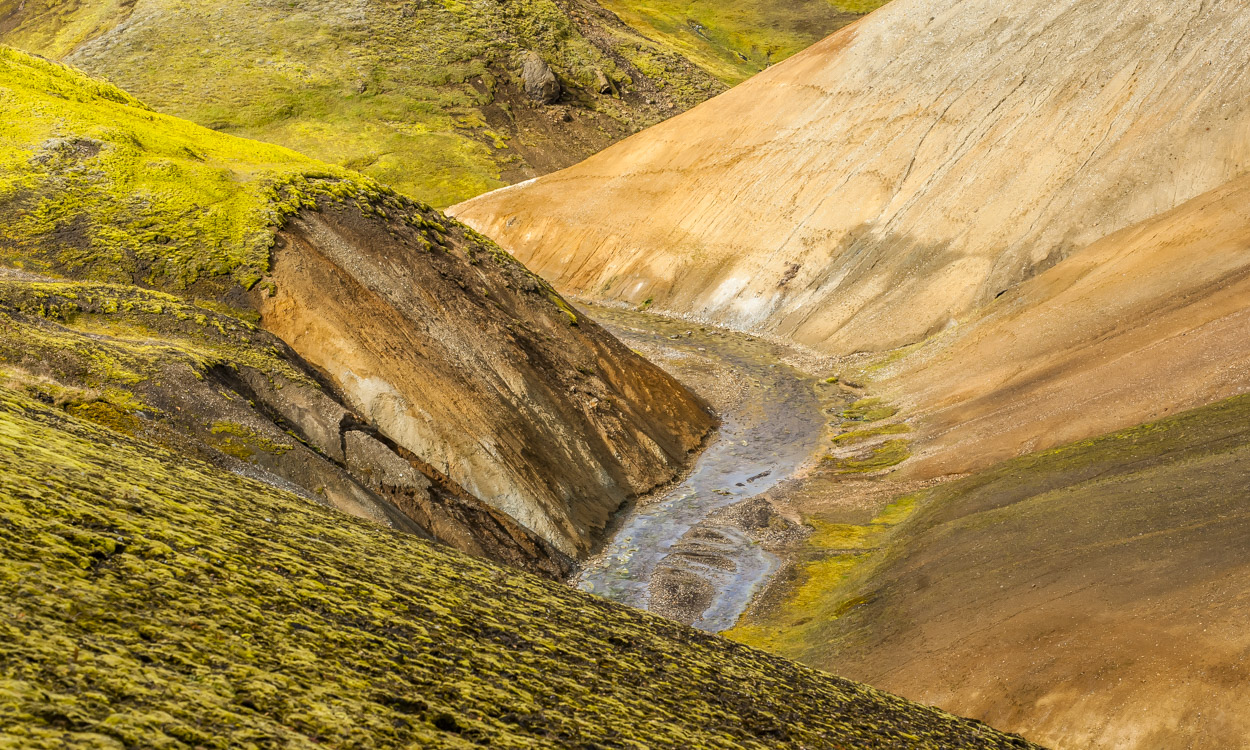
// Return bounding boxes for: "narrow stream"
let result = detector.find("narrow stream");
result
[578,306,828,632]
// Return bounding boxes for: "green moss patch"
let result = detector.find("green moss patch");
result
[831,421,910,445]
[839,397,898,422]
[0,387,1036,748]
[727,492,920,655]
[828,438,911,474]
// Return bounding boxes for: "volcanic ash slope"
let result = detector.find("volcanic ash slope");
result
[452,0,1250,353]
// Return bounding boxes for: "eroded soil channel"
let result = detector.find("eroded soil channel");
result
[578,304,830,632]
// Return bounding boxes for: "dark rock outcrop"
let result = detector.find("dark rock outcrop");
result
[521,51,560,103]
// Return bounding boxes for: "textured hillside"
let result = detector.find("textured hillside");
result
[0,0,892,207]
[0,46,713,563]
[0,387,1039,749]
[731,395,1250,749]
[877,173,1250,479]
[0,0,724,207]
[453,0,1250,351]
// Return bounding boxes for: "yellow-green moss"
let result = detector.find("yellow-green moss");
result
[831,422,910,445]
[210,420,294,458]
[0,387,1036,748]
[0,46,409,291]
[727,493,920,655]
[840,397,899,422]
[598,0,887,85]
[828,439,911,473]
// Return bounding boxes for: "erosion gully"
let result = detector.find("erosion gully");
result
[577,304,829,632]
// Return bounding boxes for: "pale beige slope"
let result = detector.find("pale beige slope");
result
[453,0,1250,353]
[880,172,1250,479]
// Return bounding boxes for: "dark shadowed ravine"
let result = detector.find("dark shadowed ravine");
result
[577,305,829,631]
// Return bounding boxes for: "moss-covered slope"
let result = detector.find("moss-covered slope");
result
[0,0,722,207]
[0,44,370,292]
[0,0,887,207]
[0,385,1036,748]
[0,45,715,564]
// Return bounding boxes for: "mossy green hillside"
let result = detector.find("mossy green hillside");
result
[1,45,582,312]
[0,45,405,291]
[0,0,729,207]
[0,387,1037,748]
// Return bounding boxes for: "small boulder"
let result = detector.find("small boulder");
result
[521,51,560,104]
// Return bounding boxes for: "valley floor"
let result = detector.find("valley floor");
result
[576,303,893,631]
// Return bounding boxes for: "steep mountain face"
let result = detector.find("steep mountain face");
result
[0,46,713,567]
[0,387,1039,748]
[450,1,1250,746]
[453,0,1250,352]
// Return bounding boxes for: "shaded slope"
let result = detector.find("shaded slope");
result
[453,0,1250,351]
[0,387,1039,749]
[731,395,1250,749]
[0,46,713,561]
[595,0,885,85]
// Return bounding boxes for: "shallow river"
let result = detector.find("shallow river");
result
[577,306,828,631]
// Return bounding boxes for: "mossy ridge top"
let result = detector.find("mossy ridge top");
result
[0,45,406,292]
[0,386,1037,749]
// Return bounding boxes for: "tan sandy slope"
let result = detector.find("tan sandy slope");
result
[884,172,1250,479]
[453,0,1250,354]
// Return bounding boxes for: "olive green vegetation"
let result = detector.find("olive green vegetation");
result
[730,393,1250,667]
[0,46,554,299]
[0,275,315,461]
[0,0,730,208]
[0,387,1038,749]
[840,397,898,422]
[0,45,392,291]
[828,438,911,474]
[727,493,918,655]
[831,421,910,444]
[599,0,887,84]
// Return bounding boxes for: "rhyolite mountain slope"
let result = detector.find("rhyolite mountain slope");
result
[0,386,1039,749]
[873,173,1250,480]
[453,0,1250,351]
[0,0,885,208]
[0,45,713,566]
[452,1,1250,747]
[731,394,1250,750]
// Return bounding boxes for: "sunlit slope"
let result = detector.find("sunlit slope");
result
[0,0,729,207]
[0,46,714,561]
[878,172,1250,479]
[0,388,1039,749]
[731,394,1250,749]
[453,0,1250,351]
[596,0,886,85]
